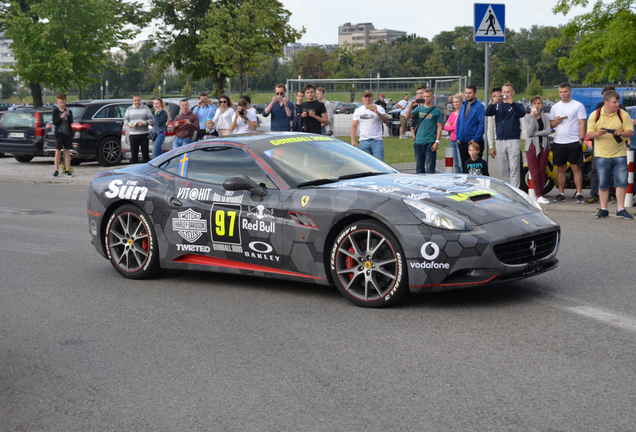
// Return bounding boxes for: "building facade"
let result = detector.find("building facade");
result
[0,33,16,71]
[338,23,406,49]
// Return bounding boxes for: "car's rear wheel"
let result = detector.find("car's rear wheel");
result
[97,137,123,166]
[105,204,159,279]
[330,220,408,307]
[14,155,33,163]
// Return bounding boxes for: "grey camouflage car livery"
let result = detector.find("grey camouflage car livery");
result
[87,132,560,307]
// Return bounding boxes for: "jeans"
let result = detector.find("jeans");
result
[597,156,628,189]
[449,140,462,173]
[359,139,384,161]
[173,137,193,149]
[414,142,436,174]
[151,133,166,159]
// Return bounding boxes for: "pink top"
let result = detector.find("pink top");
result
[444,111,459,141]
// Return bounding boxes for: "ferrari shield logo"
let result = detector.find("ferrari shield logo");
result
[172,208,208,243]
[301,195,310,207]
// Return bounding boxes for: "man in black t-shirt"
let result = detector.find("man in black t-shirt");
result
[300,84,329,134]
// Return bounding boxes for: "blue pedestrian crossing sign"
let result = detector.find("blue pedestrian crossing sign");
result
[474,3,505,43]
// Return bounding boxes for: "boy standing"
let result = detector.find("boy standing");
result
[52,94,73,177]
[463,142,490,176]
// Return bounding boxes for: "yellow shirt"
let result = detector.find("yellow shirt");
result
[587,107,633,158]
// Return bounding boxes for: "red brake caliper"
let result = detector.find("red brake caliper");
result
[141,229,148,252]
[345,247,356,280]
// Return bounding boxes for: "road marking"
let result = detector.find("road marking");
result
[564,306,636,333]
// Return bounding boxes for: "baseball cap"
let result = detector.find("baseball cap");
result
[380,94,385,97]
[362,90,373,97]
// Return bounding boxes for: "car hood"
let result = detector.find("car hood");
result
[320,173,540,226]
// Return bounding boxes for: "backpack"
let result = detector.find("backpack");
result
[595,108,623,122]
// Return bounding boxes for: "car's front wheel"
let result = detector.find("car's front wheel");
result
[105,204,160,279]
[330,220,408,307]
[14,155,33,163]
[97,137,123,166]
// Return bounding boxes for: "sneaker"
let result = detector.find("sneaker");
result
[595,208,609,219]
[399,135,405,139]
[587,196,599,204]
[576,193,585,204]
[616,209,634,220]
[553,194,566,203]
[536,196,550,205]
[66,170,73,177]
[52,171,59,177]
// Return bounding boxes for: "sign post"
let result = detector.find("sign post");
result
[474,3,505,108]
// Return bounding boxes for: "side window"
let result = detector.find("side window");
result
[160,147,276,189]
[115,105,129,118]
[93,105,113,119]
[622,90,636,108]
[41,112,53,126]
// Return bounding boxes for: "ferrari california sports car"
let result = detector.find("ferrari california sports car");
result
[87,132,560,307]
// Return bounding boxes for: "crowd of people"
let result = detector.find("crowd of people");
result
[96,81,636,218]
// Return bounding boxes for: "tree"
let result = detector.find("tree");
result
[423,46,449,76]
[200,0,304,96]
[0,71,17,98]
[17,86,28,102]
[293,47,331,80]
[527,74,544,96]
[0,0,147,107]
[182,81,192,97]
[547,0,636,83]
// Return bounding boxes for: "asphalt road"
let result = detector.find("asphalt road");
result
[1,164,636,431]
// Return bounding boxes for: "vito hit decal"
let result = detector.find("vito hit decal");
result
[410,242,450,269]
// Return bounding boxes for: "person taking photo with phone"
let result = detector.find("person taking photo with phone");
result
[263,84,294,131]
[405,87,443,174]
[52,94,73,177]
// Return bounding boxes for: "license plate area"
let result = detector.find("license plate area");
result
[522,261,543,276]
[9,132,25,138]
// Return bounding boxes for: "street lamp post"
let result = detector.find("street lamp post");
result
[1,83,3,103]
[468,69,472,86]
[163,78,166,98]
[105,80,109,99]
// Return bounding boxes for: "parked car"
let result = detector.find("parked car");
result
[252,103,265,114]
[334,103,359,114]
[41,99,136,166]
[524,99,553,114]
[0,108,54,162]
[0,102,11,113]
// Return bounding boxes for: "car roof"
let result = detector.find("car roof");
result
[150,132,341,166]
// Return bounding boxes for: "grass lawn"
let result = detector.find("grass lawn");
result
[335,136,451,165]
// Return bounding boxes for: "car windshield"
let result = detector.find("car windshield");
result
[1,111,33,128]
[260,138,397,188]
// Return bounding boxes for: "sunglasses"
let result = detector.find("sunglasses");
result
[219,100,228,104]
[276,92,284,96]
[363,94,373,97]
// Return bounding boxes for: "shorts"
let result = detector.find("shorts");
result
[400,115,408,128]
[597,156,628,189]
[553,141,583,166]
[55,134,72,150]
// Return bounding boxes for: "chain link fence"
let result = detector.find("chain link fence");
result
[286,76,466,137]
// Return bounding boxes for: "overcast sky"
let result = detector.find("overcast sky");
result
[280,0,595,45]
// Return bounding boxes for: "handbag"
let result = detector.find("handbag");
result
[148,127,158,141]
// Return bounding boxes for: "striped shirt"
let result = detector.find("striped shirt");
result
[125,104,153,136]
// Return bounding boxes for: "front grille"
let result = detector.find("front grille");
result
[494,230,559,265]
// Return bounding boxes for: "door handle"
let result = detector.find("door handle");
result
[168,197,182,207]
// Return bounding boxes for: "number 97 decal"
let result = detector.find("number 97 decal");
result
[211,203,242,245]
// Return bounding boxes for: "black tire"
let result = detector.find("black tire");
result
[14,155,33,163]
[104,204,160,279]
[330,220,408,307]
[96,137,123,166]
[521,166,554,196]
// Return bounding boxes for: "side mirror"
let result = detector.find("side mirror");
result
[223,175,268,198]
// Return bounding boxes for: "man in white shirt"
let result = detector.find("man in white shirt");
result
[316,87,335,136]
[394,94,409,138]
[351,90,388,161]
[549,82,588,203]
[230,98,257,134]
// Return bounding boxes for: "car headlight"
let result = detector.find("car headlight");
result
[403,199,470,231]
[508,185,542,211]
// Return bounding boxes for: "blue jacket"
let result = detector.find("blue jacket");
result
[485,101,526,140]
[456,99,485,143]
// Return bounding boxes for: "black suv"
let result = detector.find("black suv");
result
[43,99,137,166]
[0,108,54,162]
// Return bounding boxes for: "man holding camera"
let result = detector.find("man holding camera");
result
[587,90,634,219]
[125,93,154,163]
[351,90,388,161]
[263,84,294,131]
[230,98,258,134]
[172,99,199,149]
[300,84,329,134]
[485,83,526,187]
